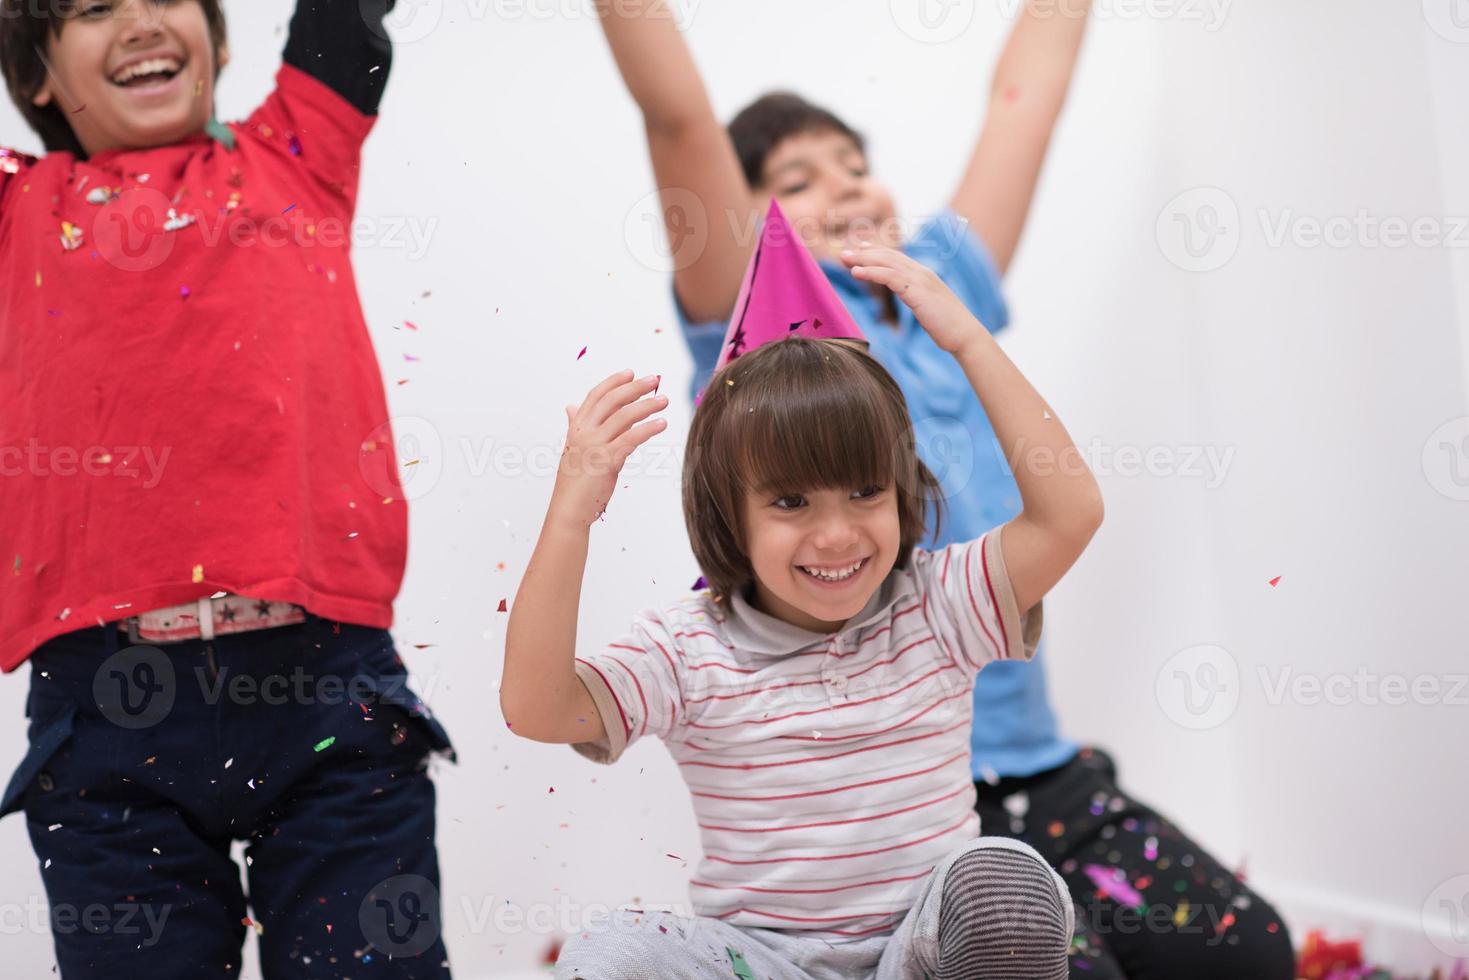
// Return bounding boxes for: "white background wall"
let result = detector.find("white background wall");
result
[2,1,1467,976]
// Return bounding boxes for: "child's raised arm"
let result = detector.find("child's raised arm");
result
[595,0,753,323]
[842,246,1103,614]
[500,371,669,744]
[948,0,1092,276]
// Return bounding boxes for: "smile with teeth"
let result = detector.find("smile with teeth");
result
[799,558,868,583]
[111,57,183,87]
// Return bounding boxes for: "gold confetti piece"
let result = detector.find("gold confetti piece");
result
[191,564,204,583]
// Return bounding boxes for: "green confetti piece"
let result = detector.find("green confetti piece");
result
[726,946,754,980]
[205,117,237,151]
[313,736,336,753]
[11,555,19,575]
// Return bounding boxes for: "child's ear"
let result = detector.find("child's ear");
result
[31,80,54,108]
[216,43,230,71]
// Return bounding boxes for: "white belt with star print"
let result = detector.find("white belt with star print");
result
[120,595,306,644]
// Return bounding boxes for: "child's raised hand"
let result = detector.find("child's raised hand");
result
[841,245,987,356]
[551,370,669,526]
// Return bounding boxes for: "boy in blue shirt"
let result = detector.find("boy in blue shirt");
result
[593,2,1295,976]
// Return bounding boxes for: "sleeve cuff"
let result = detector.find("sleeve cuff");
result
[985,528,1043,661]
[570,659,630,765]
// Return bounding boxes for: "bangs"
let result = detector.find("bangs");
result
[732,367,903,498]
[705,340,910,498]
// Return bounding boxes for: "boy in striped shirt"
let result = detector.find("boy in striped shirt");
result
[502,240,1104,978]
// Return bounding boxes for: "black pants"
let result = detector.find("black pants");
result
[2,617,455,979]
[974,747,1295,979]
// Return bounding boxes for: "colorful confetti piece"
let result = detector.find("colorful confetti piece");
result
[1268,576,1281,587]
[1083,864,1144,910]
[191,564,204,584]
[497,599,508,613]
[313,736,336,753]
[577,346,588,360]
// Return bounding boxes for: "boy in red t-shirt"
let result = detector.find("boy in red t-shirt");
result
[0,2,453,976]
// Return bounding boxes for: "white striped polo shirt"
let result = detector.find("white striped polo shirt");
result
[573,528,1042,941]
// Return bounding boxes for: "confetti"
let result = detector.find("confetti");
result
[1268,576,1281,587]
[282,203,297,214]
[191,564,204,584]
[497,599,508,613]
[288,134,303,157]
[1173,900,1190,927]
[726,947,756,980]
[162,208,194,232]
[405,320,419,331]
[404,353,420,362]
[12,555,19,576]
[577,346,588,360]
[1083,864,1144,910]
[313,736,336,753]
[59,221,84,251]
[180,285,191,300]
[692,576,707,591]
[548,786,555,794]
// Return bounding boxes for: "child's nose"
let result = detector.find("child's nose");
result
[811,515,859,551]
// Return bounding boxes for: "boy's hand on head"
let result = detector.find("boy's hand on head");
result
[841,246,987,357]
[551,371,669,527]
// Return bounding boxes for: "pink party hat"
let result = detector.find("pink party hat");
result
[712,199,867,374]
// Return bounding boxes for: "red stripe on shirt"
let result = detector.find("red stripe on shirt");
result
[963,538,1002,662]
[980,533,1012,659]
[702,812,974,865]
[698,784,970,834]
[683,664,961,731]
[690,751,969,803]
[575,658,630,741]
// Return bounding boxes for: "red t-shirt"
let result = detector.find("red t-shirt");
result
[0,65,407,671]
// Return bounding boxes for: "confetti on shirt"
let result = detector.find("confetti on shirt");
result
[313,736,336,753]
[1083,864,1144,910]
[282,203,297,214]
[191,564,204,584]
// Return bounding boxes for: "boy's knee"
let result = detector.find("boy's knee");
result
[553,929,653,980]
[937,839,1074,970]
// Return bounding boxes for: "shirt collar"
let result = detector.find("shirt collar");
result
[721,558,920,657]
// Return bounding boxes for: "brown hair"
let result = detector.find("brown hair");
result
[727,91,866,190]
[0,0,228,157]
[683,337,942,604]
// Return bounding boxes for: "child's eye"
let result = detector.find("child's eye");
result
[852,485,884,500]
[76,1,112,17]
[777,181,810,195]
[772,494,805,510]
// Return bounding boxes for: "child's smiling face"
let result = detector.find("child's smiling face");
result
[32,0,226,157]
[740,482,902,634]
[755,129,902,264]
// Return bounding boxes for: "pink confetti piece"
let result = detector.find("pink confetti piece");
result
[179,285,191,300]
[404,354,420,362]
[1268,576,1281,587]
[1083,864,1144,909]
[405,320,419,331]
[577,346,588,361]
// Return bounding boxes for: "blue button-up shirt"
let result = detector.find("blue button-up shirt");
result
[679,211,1078,779]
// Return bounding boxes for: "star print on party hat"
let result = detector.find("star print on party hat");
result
[713,198,866,374]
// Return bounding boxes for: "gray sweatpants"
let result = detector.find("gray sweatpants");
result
[555,837,1075,980]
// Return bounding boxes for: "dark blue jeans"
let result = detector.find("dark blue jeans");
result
[2,616,455,978]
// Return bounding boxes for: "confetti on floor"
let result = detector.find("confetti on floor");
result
[726,947,756,980]
[313,736,336,753]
